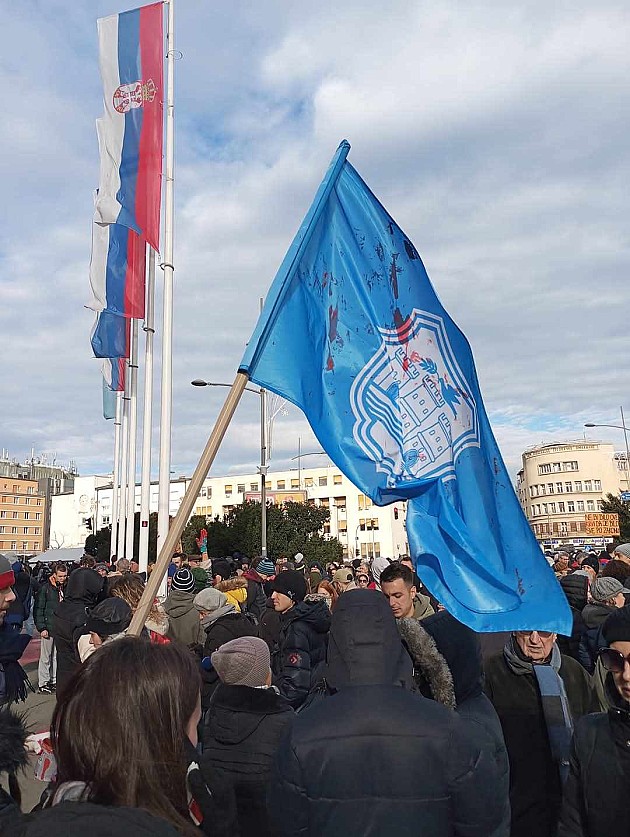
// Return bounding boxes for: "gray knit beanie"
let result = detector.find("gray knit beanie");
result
[211,636,271,687]
[193,587,227,613]
[591,576,624,603]
[614,543,630,559]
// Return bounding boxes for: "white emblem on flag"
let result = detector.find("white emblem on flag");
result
[113,79,157,114]
[350,308,480,486]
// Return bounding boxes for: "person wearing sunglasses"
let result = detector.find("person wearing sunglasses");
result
[559,606,630,837]
[484,626,597,837]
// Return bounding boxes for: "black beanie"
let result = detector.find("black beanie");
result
[581,554,600,575]
[602,605,630,645]
[271,570,307,603]
[86,598,132,638]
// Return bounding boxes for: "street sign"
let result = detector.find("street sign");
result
[584,513,620,537]
[621,492,630,502]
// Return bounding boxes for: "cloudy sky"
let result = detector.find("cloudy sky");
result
[1,0,629,484]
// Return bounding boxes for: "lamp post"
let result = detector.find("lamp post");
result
[290,441,326,489]
[585,406,630,489]
[192,379,270,557]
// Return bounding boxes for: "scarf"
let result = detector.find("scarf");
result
[200,603,235,629]
[503,636,573,783]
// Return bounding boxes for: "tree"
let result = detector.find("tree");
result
[85,526,111,562]
[86,511,159,564]
[181,515,207,555]
[599,493,630,542]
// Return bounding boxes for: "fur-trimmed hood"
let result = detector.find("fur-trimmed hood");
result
[0,708,28,775]
[216,577,248,593]
[397,617,456,710]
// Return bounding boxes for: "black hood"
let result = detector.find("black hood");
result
[420,611,482,704]
[324,589,414,689]
[209,684,292,744]
[560,573,589,610]
[282,598,331,634]
[64,568,104,605]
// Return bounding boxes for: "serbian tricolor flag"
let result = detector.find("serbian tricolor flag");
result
[91,310,131,359]
[94,3,164,251]
[88,216,146,320]
[102,358,126,393]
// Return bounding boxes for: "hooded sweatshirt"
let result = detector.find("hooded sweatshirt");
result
[163,590,204,646]
[52,569,104,693]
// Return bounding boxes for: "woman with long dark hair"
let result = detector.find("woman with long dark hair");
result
[8,638,236,836]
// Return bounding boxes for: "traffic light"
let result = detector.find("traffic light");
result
[394,508,399,520]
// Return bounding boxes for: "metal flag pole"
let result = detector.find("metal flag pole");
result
[109,391,123,561]
[125,319,140,563]
[156,0,175,581]
[138,248,156,575]
[129,372,248,635]
[116,368,130,560]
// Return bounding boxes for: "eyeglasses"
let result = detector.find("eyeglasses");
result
[516,630,554,639]
[599,647,630,673]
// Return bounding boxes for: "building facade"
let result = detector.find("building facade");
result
[516,441,628,549]
[51,465,408,559]
[0,477,47,555]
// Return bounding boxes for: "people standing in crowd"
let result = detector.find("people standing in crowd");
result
[200,636,293,837]
[554,552,571,578]
[268,589,507,837]
[163,567,204,646]
[356,572,371,589]
[0,556,29,706]
[34,561,68,694]
[5,638,237,837]
[559,606,630,837]
[109,574,170,643]
[211,559,233,588]
[331,567,357,596]
[216,577,249,612]
[369,554,393,590]
[270,570,330,708]
[194,588,258,656]
[4,562,34,634]
[579,576,626,674]
[187,554,210,593]
[293,553,307,575]
[380,563,435,621]
[557,573,589,661]
[241,556,270,620]
[167,552,184,581]
[597,541,615,565]
[612,543,630,566]
[315,580,338,610]
[484,627,596,837]
[599,558,630,590]
[51,567,104,695]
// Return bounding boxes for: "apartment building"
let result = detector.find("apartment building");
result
[0,477,46,554]
[516,441,626,548]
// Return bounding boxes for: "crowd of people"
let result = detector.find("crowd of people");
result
[0,542,629,835]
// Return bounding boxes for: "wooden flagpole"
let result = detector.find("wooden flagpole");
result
[128,371,249,635]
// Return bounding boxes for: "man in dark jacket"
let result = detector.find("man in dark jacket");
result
[270,570,330,709]
[241,557,271,621]
[201,636,293,837]
[559,605,630,837]
[484,628,597,837]
[579,576,626,673]
[34,561,67,693]
[51,568,103,695]
[268,589,507,837]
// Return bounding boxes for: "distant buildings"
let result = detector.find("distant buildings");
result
[516,441,628,549]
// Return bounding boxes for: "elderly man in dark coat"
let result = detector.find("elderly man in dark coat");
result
[268,589,508,837]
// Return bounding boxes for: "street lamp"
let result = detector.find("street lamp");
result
[191,379,270,558]
[585,406,630,487]
[289,439,326,489]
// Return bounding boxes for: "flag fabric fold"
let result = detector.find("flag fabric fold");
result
[239,140,571,634]
[88,215,146,319]
[102,358,126,393]
[102,377,118,420]
[92,310,131,359]
[94,2,163,250]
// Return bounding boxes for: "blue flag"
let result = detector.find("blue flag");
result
[240,141,570,634]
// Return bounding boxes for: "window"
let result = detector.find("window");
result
[24,498,30,505]
[574,481,582,492]
[10,542,16,550]
[277,480,286,490]
[552,462,562,472]
[304,477,314,488]
[539,464,552,475]
[12,485,19,493]
[34,542,40,550]
[587,500,595,511]
[237,484,245,494]
[597,500,604,510]
[23,528,28,534]
[24,512,29,520]
[290,479,299,489]
[565,482,572,493]
[12,512,18,519]
[11,527,17,535]
[358,493,372,510]
[576,501,585,512]
[584,480,592,492]
[543,503,548,514]
[333,474,342,485]
[547,483,554,494]
[594,480,602,491]
[250,483,258,491]
[36,499,41,505]
[13,497,19,504]
[200,488,207,498]
[0,512,5,519]
[556,482,563,493]
[27,486,34,495]
[563,461,578,471]
[35,513,42,520]
[224,485,233,496]
[539,485,546,495]
[318,477,327,486]
[549,503,556,513]
[265,481,272,490]
[558,502,565,513]
[568,501,575,512]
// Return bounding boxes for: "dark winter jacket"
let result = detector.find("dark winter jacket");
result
[259,599,281,651]
[484,642,597,837]
[2,803,182,837]
[0,708,28,825]
[579,602,616,674]
[268,590,507,837]
[558,674,630,837]
[34,577,65,634]
[201,683,293,836]
[419,612,511,834]
[242,569,268,621]
[558,574,589,661]
[198,611,259,708]
[163,590,204,646]
[50,569,103,694]
[5,569,34,631]
[272,598,330,709]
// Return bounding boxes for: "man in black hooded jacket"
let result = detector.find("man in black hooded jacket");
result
[268,589,508,837]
